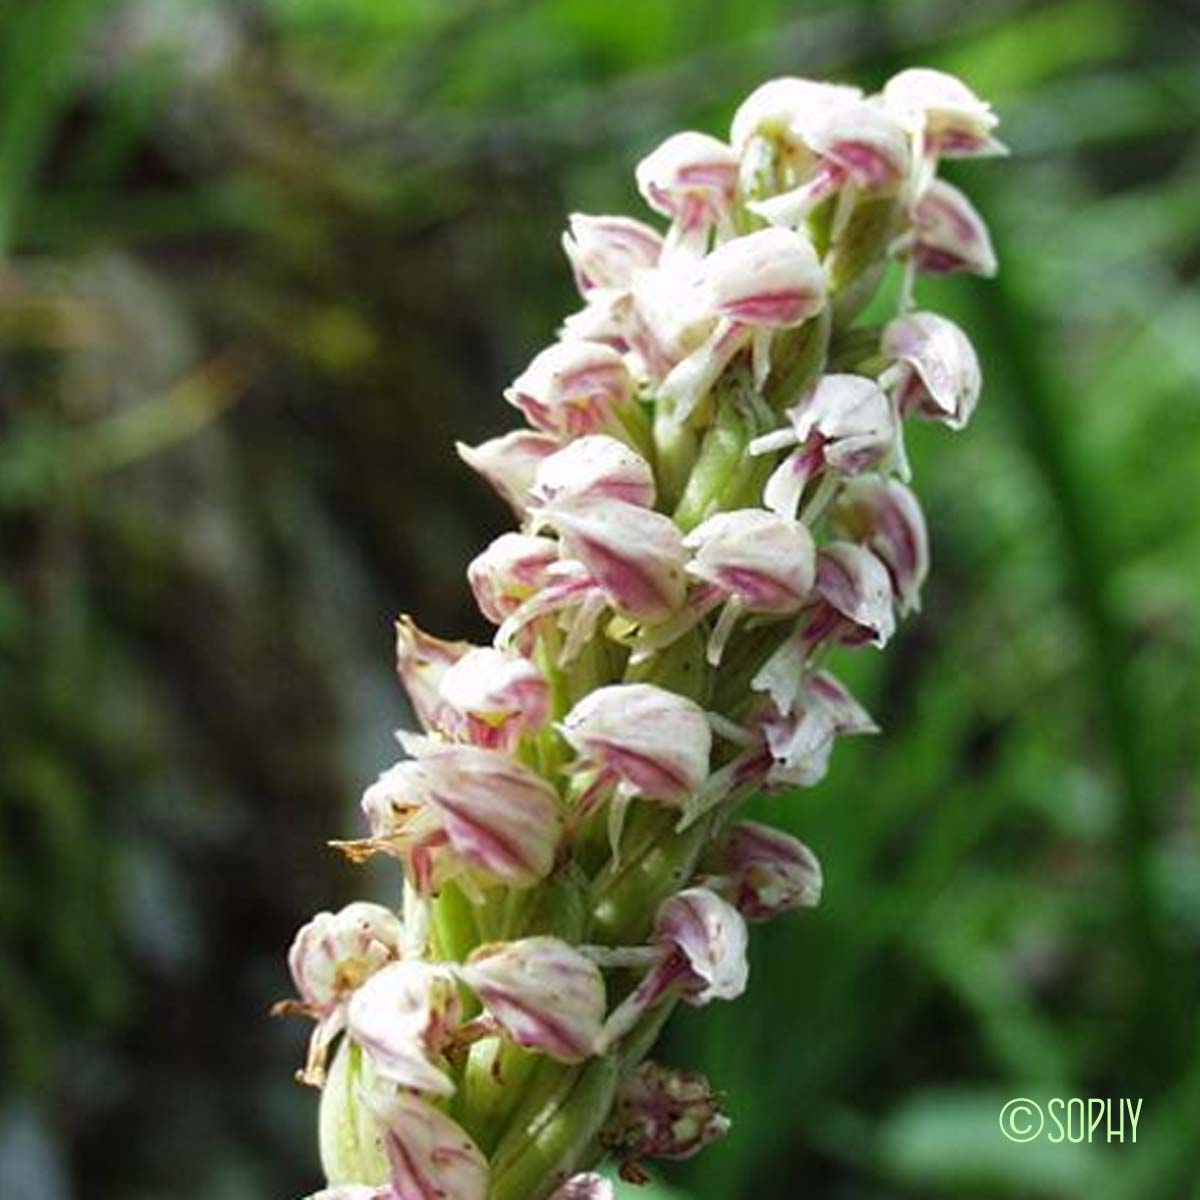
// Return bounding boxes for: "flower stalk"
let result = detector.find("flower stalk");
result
[276,66,1003,1200]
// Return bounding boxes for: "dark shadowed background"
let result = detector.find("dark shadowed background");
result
[1,1,1198,1197]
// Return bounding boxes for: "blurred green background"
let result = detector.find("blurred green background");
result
[1,1,1198,1198]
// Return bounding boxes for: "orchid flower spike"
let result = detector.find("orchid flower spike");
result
[287,66,1003,1200]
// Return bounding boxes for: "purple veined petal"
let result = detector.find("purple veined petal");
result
[505,341,635,438]
[804,99,910,195]
[685,508,816,614]
[830,475,930,614]
[761,701,837,789]
[635,131,739,257]
[623,258,715,383]
[730,76,863,158]
[467,533,561,626]
[370,1091,488,1200]
[655,887,749,1005]
[882,68,1003,160]
[285,902,405,1015]
[882,311,981,430]
[456,936,606,1062]
[538,497,688,622]
[809,541,897,647]
[548,1173,614,1200]
[456,430,561,518]
[437,648,550,750]
[559,288,634,353]
[804,670,880,736]
[907,178,997,278]
[352,744,562,895]
[394,617,473,734]
[596,888,748,1053]
[756,667,878,790]
[561,683,712,803]
[563,213,664,295]
[413,742,563,890]
[346,962,461,1096]
[530,435,656,510]
[787,374,896,471]
[710,820,823,920]
[701,227,827,328]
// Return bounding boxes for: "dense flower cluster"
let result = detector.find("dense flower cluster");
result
[278,67,1002,1200]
